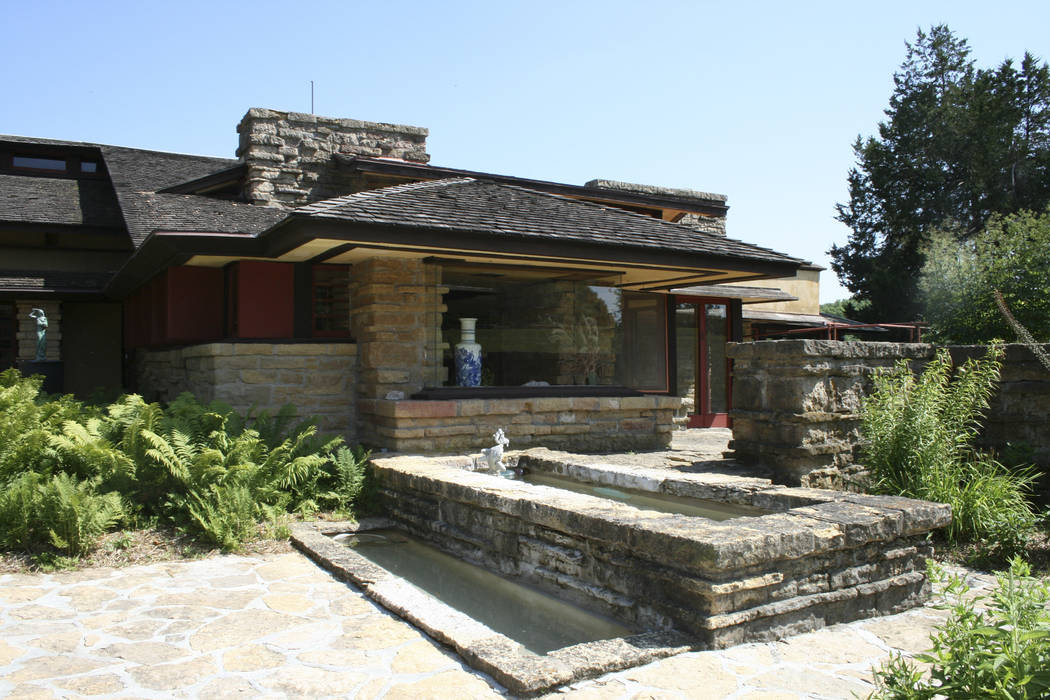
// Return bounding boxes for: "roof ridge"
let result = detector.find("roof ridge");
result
[295,177,475,215]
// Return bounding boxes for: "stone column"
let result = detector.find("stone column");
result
[16,301,61,361]
[727,339,932,487]
[350,258,432,444]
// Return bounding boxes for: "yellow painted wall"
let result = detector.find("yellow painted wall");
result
[724,268,821,315]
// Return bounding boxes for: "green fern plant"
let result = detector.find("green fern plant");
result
[182,483,257,551]
[322,445,374,515]
[0,471,123,555]
[861,345,1036,554]
[39,473,124,555]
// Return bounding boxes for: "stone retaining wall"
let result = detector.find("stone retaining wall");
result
[372,452,947,648]
[361,395,679,453]
[132,342,357,437]
[728,340,1050,487]
[949,344,1050,470]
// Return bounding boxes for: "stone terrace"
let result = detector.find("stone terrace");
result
[0,549,995,699]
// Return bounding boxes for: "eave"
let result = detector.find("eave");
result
[106,215,803,298]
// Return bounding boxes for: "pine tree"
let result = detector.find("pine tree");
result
[829,26,1050,322]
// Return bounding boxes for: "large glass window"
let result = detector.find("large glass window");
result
[432,266,667,390]
[703,303,728,413]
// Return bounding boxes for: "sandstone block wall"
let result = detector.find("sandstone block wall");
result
[373,453,945,648]
[237,108,429,207]
[729,340,1050,487]
[949,344,1050,469]
[362,395,679,453]
[728,340,934,486]
[132,342,357,437]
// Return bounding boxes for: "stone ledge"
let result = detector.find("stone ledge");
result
[728,340,934,361]
[290,520,692,695]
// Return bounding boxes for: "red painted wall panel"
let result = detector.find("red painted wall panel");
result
[166,267,224,342]
[235,261,294,338]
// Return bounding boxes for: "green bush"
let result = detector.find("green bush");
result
[323,445,374,515]
[861,345,1037,556]
[870,558,1050,699]
[0,471,123,555]
[0,369,375,557]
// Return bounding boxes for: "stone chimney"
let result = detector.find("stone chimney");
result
[585,179,728,236]
[237,108,429,207]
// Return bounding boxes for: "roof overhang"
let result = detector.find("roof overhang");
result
[670,284,798,304]
[106,216,803,297]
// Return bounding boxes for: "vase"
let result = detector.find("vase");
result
[455,317,482,387]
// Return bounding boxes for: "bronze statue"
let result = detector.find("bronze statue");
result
[28,308,47,361]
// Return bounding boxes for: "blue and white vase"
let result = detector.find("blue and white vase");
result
[455,317,482,387]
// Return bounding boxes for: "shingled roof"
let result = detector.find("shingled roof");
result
[0,173,123,228]
[0,137,279,250]
[293,178,803,266]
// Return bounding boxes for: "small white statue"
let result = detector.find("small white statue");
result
[481,428,510,472]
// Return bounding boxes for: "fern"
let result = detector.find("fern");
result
[861,345,1036,553]
[40,473,124,555]
[0,472,123,555]
[181,483,257,551]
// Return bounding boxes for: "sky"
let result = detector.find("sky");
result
[4,1,1049,303]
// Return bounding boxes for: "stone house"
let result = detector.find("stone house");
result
[1,108,822,451]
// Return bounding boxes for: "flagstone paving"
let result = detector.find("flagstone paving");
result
[0,549,996,699]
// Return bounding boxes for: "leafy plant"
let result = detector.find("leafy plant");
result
[322,445,374,515]
[0,368,373,557]
[861,345,1037,555]
[0,471,123,555]
[870,558,1050,699]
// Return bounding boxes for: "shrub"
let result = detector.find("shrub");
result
[322,445,374,515]
[861,345,1037,555]
[0,369,373,557]
[0,471,123,555]
[870,558,1050,699]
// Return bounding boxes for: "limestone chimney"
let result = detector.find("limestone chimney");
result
[236,108,429,207]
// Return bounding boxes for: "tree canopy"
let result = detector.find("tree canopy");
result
[829,25,1050,322]
[919,209,1050,344]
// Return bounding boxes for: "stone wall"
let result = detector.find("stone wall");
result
[676,212,727,236]
[350,258,438,445]
[949,344,1050,469]
[372,452,945,648]
[729,340,1050,487]
[362,395,679,453]
[237,108,429,207]
[132,342,357,437]
[728,340,934,486]
[15,301,61,361]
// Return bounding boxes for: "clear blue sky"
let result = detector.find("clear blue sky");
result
[5,1,1049,303]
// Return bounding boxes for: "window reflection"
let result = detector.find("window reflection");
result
[434,266,667,390]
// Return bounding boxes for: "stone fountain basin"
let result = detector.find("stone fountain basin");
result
[291,518,692,695]
[370,449,951,649]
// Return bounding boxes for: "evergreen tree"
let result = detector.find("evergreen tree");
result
[829,26,1050,322]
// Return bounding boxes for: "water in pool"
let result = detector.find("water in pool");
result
[522,470,769,520]
[333,529,633,654]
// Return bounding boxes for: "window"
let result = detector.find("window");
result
[12,155,66,171]
[433,265,668,391]
[312,265,350,336]
[3,151,105,178]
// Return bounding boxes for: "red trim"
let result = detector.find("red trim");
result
[688,413,730,428]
